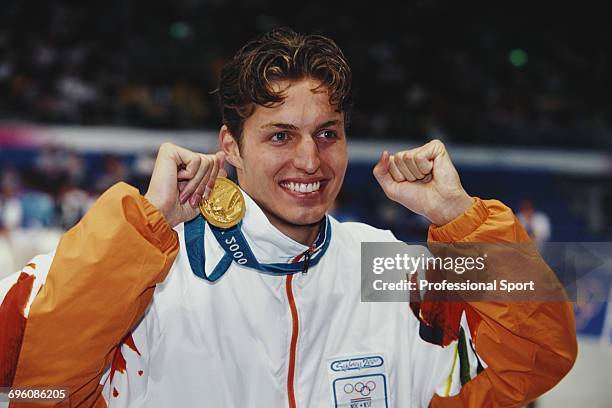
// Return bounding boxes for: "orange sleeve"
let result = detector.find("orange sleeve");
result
[427,198,577,408]
[9,182,179,407]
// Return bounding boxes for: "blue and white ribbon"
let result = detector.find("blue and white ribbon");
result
[185,215,331,282]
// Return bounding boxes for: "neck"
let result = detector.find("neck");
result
[263,210,321,246]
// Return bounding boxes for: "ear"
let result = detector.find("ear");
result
[219,125,243,170]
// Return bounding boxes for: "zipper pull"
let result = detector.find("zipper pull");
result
[301,246,315,275]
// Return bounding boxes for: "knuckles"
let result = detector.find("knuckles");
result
[427,139,445,151]
[200,154,215,167]
[159,141,176,153]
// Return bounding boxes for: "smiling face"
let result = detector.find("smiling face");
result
[221,77,348,243]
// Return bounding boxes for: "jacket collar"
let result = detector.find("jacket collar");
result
[239,189,318,263]
[184,187,331,281]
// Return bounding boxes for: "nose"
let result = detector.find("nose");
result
[292,136,320,174]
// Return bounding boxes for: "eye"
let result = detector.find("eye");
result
[318,130,338,140]
[271,132,288,142]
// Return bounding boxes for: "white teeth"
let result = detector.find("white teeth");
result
[281,181,321,193]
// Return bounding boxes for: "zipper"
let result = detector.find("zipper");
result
[286,246,313,408]
[286,273,299,408]
[287,246,317,407]
[301,246,315,275]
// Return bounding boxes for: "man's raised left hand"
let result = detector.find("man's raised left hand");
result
[373,139,474,226]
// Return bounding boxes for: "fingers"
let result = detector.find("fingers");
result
[388,155,405,182]
[203,151,226,199]
[401,151,426,180]
[177,155,201,181]
[171,145,224,207]
[388,140,442,183]
[216,151,227,178]
[202,155,219,202]
[373,151,401,201]
[190,157,215,206]
[147,143,230,226]
[391,154,413,182]
[413,148,434,176]
[373,150,391,183]
[186,151,226,208]
[179,155,205,204]
[172,143,204,181]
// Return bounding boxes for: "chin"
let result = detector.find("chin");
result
[281,208,327,226]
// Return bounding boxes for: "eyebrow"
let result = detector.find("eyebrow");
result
[260,120,342,131]
[260,122,299,130]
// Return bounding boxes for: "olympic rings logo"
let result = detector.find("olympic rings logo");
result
[343,380,376,397]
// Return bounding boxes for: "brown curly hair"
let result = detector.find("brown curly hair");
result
[216,28,353,144]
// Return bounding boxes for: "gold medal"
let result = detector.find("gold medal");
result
[199,177,245,228]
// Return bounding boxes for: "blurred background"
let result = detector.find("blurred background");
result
[0,0,611,406]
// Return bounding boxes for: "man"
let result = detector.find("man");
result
[1,28,576,407]
[517,199,551,249]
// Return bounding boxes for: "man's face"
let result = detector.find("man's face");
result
[231,78,348,229]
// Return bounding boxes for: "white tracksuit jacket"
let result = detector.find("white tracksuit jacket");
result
[0,183,577,408]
